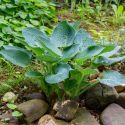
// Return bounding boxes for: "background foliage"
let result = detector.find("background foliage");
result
[0,0,57,47]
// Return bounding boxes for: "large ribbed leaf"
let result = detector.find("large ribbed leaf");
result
[94,56,125,65]
[0,46,32,67]
[99,70,125,86]
[22,27,49,47]
[51,21,75,47]
[3,46,32,58]
[23,27,62,57]
[76,45,104,59]
[45,63,71,84]
[74,30,95,51]
[62,44,80,61]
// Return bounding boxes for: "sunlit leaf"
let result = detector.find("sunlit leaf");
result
[0,46,32,67]
[76,45,104,59]
[45,63,71,84]
[51,21,75,47]
[62,44,80,61]
[23,27,62,57]
[74,30,95,51]
[94,56,125,65]
[99,70,125,86]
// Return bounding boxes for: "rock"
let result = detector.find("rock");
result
[29,122,38,125]
[89,73,100,81]
[24,92,46,101]
[116,92,125,108]
[71,108,100,125]
[54,100,79,121]
[100,103,125,125]
[115,86,125,93]
[53,101,62,112]
[0,122,18,125]
[0,113,18,123]
[38,115,69,125]
[85,84,119,110]
[17,99,49,123]
[2,92,17,103]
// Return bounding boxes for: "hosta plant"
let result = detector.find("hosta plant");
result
[1,21,125,99]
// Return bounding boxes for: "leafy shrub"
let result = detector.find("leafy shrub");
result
[0,0,57,46]
[1,21,125,99]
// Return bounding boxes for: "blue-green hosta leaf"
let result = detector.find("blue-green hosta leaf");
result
[45,63,71,84]
[3,46,32,58]
[22,27,49,47]
[0,46,32,67]
[99,70,125,86]
[74,30,95,51]
[51,21,75,47]
[94,56,125,66]
[62,44,80,61]
[25,71,42,78]
[76,45,104,59]
[23,27,62,57]
[40,42,61,57]
[100,46,121,57]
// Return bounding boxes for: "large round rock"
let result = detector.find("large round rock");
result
[85,84,119,110]
[17,99,49,123]
[100,103,125,125]
[54,100,79,121]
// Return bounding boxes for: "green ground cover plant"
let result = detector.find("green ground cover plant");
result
[1,21,125,99]
[0,0,57,47]
[112,4,125,25]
